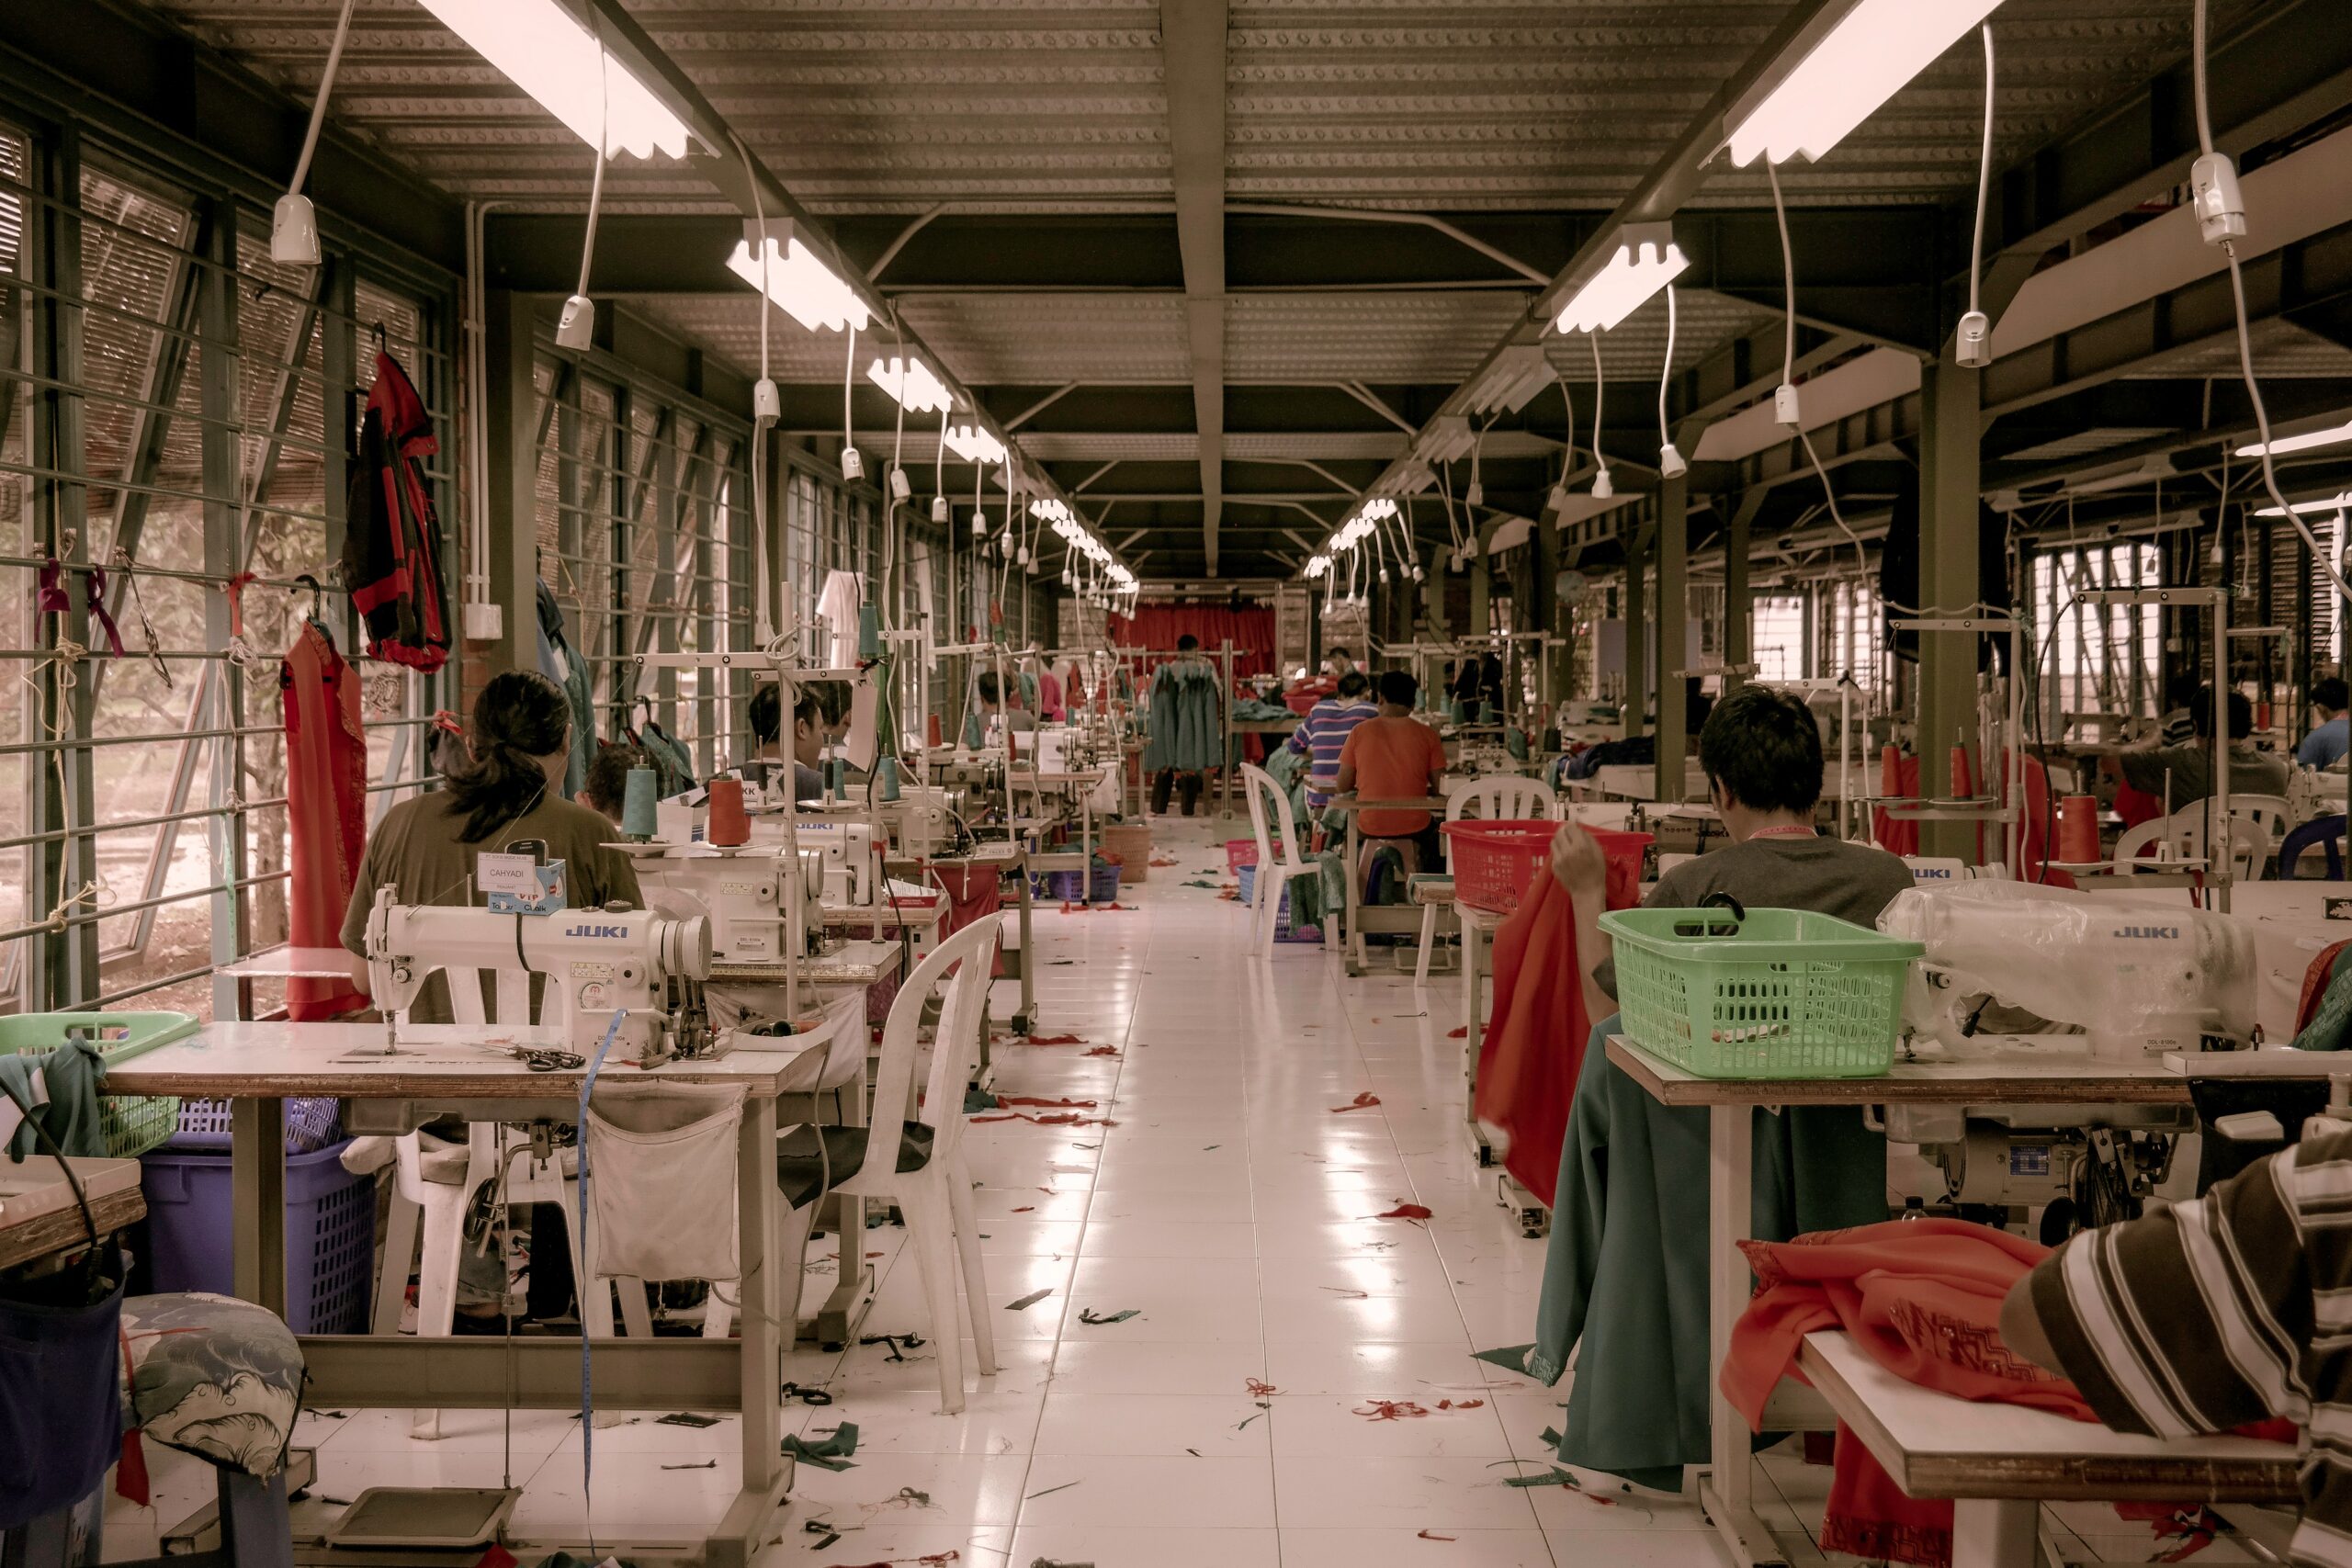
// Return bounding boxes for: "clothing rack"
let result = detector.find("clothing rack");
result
[1113,640,1238,818]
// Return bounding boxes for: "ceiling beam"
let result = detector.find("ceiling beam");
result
[1974,0,2352,321]
[1161,0,1229,578]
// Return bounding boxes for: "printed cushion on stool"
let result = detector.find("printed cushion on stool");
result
[120,1292,304,1478]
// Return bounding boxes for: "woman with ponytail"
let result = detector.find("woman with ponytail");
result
[340,671,641,1022]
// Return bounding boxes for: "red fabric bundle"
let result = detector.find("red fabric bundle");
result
[1473,836,1640,1207]
[1872,753,1922,856]
[1718,1218,2292,1568]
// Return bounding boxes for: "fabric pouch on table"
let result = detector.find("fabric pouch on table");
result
[585,1081,747,1282]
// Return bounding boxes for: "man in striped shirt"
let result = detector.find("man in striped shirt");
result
[1287,671,1377,809]
[2001,1134,2340,1562]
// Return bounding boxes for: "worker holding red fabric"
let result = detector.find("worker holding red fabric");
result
[280,619,368,1020]
[1474,827,1640,1207]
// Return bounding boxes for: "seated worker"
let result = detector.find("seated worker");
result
[1324,645,1357,680]
[747,681,828,803]
[802,677,870,788]
[1286,670,1377,809]
[2300,675,2350,769]
[1525,682,1913,1493]
[2098,686,2291,807]
[2157,672,2199,746]
[963,669,1040,750]
[341,671,640,1327]
[1334,670,1448,870]
[575,739,651,826]
[1999,1134,2335,1556]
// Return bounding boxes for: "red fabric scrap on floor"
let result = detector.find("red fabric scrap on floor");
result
[1084,1045,1123,1057]
[1354,1400,1431,1420]
[1330,1091,1381,1112]
[1373,1202,1432,1221]
[1023,1033,1088,1045]
[1446,1025,1467,1039]
[1718,1218,2293,1568]
[999,1096,1097,1108]
[1474,839,1639,1208]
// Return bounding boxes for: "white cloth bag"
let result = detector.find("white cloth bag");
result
[583,1080,747,1281]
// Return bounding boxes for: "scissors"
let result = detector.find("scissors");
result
[511,1046,585,1072]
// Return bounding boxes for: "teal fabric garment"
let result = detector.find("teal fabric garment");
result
[2296,944,2352,1051]
[634,719,696,796]
[536,581,595,798]
[1530,1013,1887,1493]
[1142,660,1224,773]
[1258,745,1327,926]
[0,1040,111,1158]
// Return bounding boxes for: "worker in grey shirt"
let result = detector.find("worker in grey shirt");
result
[2098,685,2290,808]
[1523,683,1914,1495]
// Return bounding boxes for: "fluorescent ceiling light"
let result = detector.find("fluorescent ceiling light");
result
[2256,492,2352,518]
[728,220,869,335]
[868,356,953,415]
[413,0,691,160]
[1555,224,1690,333]
[1467,344,1555,419]
[1725,0,2007,167]
[2237,418,2352,459]
[943,423,1006,467]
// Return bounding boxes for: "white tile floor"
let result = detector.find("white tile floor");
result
[105,814,2179,1566]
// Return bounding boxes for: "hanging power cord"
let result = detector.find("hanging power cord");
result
[1588,333,1613,499]
[269,0,355,265]
[1657,284,1686,477]
[730,131,785,652]
[1551,372,1577,512]
[554,26,609,352]
[1764,158,1868,579]
[840,323,863,481]
[1956,25,1997,367]
[2192,0,2352,601]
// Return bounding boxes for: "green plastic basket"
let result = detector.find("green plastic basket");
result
[0,1010,195,1156]
[1600,906,1921,1079]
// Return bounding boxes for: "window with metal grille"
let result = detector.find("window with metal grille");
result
[0,119,456,1020]
[530,352,751,782]
[2028,541,2162,739]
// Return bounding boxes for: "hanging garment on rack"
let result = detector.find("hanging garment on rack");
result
[1475,853,1638,1208]
[536,581,594,798]
[281,621,368,1020]
[1141,659,1224,775]
[344,350,450,673]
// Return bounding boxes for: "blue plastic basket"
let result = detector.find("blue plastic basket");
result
[167,1097,343,1153]
[139,1138,377,1334]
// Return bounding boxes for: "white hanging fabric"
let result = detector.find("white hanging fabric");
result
[818,569,864,671]
[584,1080,746,1281]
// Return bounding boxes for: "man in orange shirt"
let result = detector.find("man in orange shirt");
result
[1335,669,1449,869]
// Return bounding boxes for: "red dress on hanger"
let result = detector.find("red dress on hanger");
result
[281,621,368,1020]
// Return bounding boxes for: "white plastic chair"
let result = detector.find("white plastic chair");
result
[1414,775,1560,985]
[2232,792,2292,849]
[768,915,1004,1414]
[2112,808,2271,881]
[369,964,631,1440]
[1239,763,1326,959]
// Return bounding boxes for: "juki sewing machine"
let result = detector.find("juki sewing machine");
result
[637,846,827,964]
[1876,880,2258,1235]
[757,818,877,906]
[360,887,713,1065]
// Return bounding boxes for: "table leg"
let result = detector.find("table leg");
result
[1698,1100,1788,1568]
[1951,1499,2039,1568]
[232,1097,287,1315]
[1462,914,1486,1136]
[710,1092,790,1568]
[1344,815,1364,976]
[1016,852,1036,1031]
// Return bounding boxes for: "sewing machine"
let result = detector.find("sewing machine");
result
[361,888,712,1064]
[638,846,825,964]
[1876,881,2254,1231]
[757,818,877,907]
[881,784,956,858]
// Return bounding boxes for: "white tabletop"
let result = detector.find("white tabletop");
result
[1606,1035,2194,1108]
[102,1021,819,1100]
[1798,1330,2295,1501]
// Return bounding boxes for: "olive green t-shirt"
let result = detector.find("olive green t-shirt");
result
[340,791,644,1023]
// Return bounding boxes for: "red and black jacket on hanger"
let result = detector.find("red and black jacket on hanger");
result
[343,349,450,673]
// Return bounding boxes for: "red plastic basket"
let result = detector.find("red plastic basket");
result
[1227,838,1261,871]
[1442,819,1652,914]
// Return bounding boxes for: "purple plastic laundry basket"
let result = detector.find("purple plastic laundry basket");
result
[139,1139,376,1334]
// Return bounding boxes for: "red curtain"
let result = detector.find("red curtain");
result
[1108,604,1277,683]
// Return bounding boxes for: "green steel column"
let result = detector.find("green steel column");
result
[1918,358,1984,860]
[1657,479,1689,800]
[483,290,541,680]
[1623,532,1648,739]
[1724,492,1754,693]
